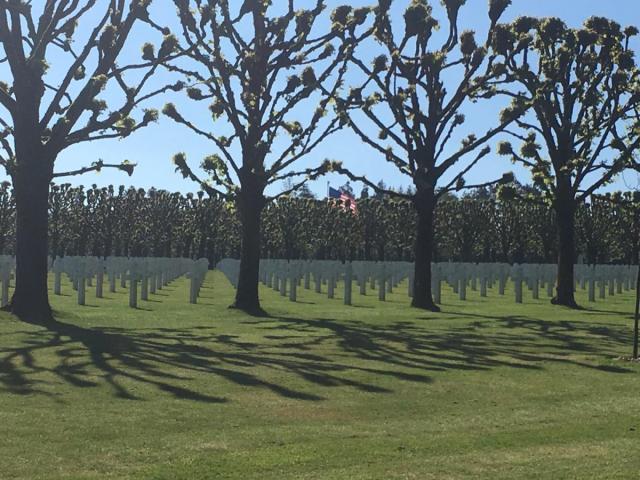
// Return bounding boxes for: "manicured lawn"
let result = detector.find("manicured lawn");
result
[1,272,639,479]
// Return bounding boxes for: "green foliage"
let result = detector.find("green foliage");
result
[45,184,240,261]
[1,185,636,267]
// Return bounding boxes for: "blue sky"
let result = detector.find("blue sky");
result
[4,0,640,197]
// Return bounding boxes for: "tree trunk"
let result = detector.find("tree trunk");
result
[552,180,579,308]
[232,187,265,314]
[412,189,439,311]
[10,167,53,323]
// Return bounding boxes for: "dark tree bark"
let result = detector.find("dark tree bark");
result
[10,152,53,322]
[3,55,53,321]
[552,178,578,308]
[412,188,439,311]
[233,183,265,314]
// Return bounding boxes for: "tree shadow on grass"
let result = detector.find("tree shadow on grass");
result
[0,314,427,402]
[0,309,634,403]
[243,312,635,375]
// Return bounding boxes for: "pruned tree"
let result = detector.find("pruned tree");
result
[334,0,518,311]
[262,197,309,261]
[163,1,371,313]
[443,198,494,262]
[494,16,640,307]
[576,199,616,265]
[0,0,179,322]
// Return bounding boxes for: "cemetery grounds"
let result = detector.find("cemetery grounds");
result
[0,271,639,479]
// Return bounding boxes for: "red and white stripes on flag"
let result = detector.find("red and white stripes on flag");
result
[328,186,357,213]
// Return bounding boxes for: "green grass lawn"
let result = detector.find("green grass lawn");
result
[1,272,639,480]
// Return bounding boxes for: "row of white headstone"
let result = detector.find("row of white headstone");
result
[0,256,209,308]
[216,259,638,305]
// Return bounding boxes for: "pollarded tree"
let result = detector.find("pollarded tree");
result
[48,183,76,258]
[494,16,640,307]
[84,185,123,258]
[576,199,616,265]
[384,198,416,261]
[334,0,518,310]
[523,202,557,263]
[261,197,309,260]
[163,1,371,313]
[355,198,380,261]
[438,197,493,263]
[591,192,640,265]
[0,1,180,322]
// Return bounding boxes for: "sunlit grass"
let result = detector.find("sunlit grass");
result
[0,271,638,479]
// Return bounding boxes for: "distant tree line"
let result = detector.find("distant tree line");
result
[0,182,240,264]
[0,182,636,267]
[265,192,639,266]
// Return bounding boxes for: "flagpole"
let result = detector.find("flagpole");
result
[327,181,330,200]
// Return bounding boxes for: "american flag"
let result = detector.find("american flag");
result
[329,186,357,213]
